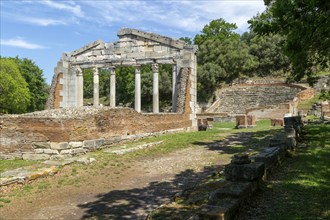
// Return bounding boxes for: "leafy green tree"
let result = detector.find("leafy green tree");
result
[249,34,291,76]
[197,63,226,101]
[14,57,49,112]
[83,68,93,99]
[194,18,239,45]
[179,37,192,45]
[198,38,257,81]
[0,58,31,113]
[248,0,330,83]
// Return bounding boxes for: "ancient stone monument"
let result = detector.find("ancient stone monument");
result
[46,28,198,115]
[0,28,198,160]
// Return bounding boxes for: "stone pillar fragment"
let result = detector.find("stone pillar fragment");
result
[152,63,159,113]
[172,65,177,112]
[109,67,116,108]
[76,67,84,107]
[135,66,141,113]
[93,66,99,107]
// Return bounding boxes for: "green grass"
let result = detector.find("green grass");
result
[264,124,330,219]
[0,160,39,173]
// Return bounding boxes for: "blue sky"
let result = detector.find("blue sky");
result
[0,0,266,84]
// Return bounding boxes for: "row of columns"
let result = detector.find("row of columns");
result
[76,63,177,113]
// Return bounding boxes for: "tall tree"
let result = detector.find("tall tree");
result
[248,0,330,83]
[194,18,239,45]
[14,57,49,112]
[0,58,31,113]
[249,34,291,76]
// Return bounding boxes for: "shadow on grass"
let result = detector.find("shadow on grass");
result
[78,165,224,219]
[192,129,279,155]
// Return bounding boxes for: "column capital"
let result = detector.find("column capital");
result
[152,63,159,73]
[135,66,141,73]
[75,66,83,76]
[93,66,99,75]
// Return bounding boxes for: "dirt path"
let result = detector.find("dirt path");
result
[0,145,230,220]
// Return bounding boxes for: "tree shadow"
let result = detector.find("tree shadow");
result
[78,165,224,219]
[193,129,278,155]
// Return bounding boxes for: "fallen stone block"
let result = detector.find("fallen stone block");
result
[235,115,247,128]
[253,147,280,170]
[209,181,258,201]
[225,162,265,182]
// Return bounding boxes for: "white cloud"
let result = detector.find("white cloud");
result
[18,16,68,26]
[39,0,84,17]
[0,38,48,49]
[80,0,265,34]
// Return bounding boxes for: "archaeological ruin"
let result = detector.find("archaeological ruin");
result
[0,28,198,160]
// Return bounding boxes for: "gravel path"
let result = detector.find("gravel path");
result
[0,145,229,220]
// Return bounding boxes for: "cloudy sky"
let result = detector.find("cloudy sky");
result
[0,0,266,84]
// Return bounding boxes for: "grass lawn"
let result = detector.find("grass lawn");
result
[257,123,330,219]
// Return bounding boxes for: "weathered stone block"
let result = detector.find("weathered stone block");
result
[284,127,296,138]
[69,141,83,148]
[22,153,50,160]
[49,154,72,160]
[247,115,256,126]
[231,154,251,165]
[83,139,104,150]
[224,162,265,182]
[271,118,284,126]
[43,149,59,155]
[32,142,51,149]
[284,116,303,131]
[253,147,280,169]
[209,181,258,201]
[235,115,247,128]
[71,148,86,154]
[60,149,73,155]
[50,142,69,150]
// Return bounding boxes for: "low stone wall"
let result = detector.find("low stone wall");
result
[0,107,191,160]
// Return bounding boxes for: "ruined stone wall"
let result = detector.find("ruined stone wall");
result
[0,67,194,160]
[0,108,191,160]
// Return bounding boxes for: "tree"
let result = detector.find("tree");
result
[14,57,49,112]
[0,58,31,113]
[194,18,239,45]
[249,34,291,77]
[248,0,330,83]
[179,37,192,45]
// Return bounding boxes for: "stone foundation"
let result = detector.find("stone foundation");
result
[0,107,192,160]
